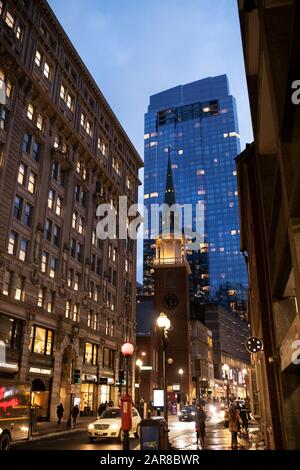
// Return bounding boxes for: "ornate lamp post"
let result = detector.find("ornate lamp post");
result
[121,342,134,451]
[156,312,171,423]
[135,358,143,410]
[178,368,184,405]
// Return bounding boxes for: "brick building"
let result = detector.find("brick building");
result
[0,0,142,421]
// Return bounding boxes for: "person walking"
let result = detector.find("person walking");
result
[56,403,64,425]
[71,404,79,426]
[98,402,106,417]
[225,403,242,450]
[195,404,206,447]
[240,402,251,433]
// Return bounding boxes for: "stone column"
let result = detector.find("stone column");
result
[113,350,120,406]
[18,313,33,381]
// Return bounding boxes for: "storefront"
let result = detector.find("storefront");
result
[80,374,97,416]
[99,376,115,405]
[29,368,52,421]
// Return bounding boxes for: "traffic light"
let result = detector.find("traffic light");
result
[72,369,81,384]
[119,370,125,385]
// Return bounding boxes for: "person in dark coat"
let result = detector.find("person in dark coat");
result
[56,403,64,425]
[97,403,106,417]
[195,404,206,446]
[71,404,79,426]
[240,402,251,432]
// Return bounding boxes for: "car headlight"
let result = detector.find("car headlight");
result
[88,424,95,430]
[110,424,119,430]
[191,411,195,416]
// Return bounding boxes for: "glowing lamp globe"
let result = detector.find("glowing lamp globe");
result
[156,312,171,330]
[121,343,134,357]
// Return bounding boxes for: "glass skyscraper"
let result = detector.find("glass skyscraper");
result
[143,75,248,315]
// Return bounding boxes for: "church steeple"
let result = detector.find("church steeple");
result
[164,146,176,206]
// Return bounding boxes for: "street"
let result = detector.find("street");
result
[12,407,258,451]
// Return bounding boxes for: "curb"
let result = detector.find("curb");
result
[11,426,88,446]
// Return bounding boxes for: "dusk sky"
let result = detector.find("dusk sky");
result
[48,0,253,281]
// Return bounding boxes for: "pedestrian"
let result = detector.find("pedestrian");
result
[195,404,206,447]
[240,402,251,433]
[224,403,242,450]
[71,404,79,426]
[56,402,64,425]
[98,402,105,417]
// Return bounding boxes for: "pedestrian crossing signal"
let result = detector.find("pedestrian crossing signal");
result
[72,369,81,384]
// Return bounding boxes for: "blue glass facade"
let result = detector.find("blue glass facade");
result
[143,75,248,313]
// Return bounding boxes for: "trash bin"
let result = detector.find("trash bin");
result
[140,418,169,450]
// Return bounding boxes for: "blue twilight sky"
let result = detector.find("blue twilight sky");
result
[48,0,253,281]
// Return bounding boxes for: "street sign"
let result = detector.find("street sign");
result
[246,336,263,353]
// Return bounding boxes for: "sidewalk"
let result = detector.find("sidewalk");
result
[168,415,263,451]
[29,416,95,441]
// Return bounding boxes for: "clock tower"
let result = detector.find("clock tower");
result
[153,148,193,404]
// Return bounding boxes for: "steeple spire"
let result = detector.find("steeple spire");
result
[164,146,176,206]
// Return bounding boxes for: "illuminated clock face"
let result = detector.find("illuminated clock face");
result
[246,337,263,353]
[162,293,179,310]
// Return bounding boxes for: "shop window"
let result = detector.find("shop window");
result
[29,325,53,356]
[0,313,23,350]
[84,342,98,366]
[102,347,115,369]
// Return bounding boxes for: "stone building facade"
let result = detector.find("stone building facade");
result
[237,0,300,449]
[0,0,142,421]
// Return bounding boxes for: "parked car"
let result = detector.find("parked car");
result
[88,407,141,442]
[178,405,196,422]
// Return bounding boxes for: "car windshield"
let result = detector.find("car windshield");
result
[100,409,121,419]
[182,406,195,412]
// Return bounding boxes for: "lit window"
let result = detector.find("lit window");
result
[234,191,238,196]
[66,93,73,111]
[6,79,12,98]
[150,192,158,198]
[144,194,149,199]
[36,113,43,131]
[47,291,55,313]
[92,228,96,246]
[15,276,24,302]
[80,113,85,127]
[27,171,36,194]
[126,177,131,190]
[229,202,234,208]
[229,132,240,138]
[55,196,62,216]
[178,149,183,155]
[214,158,218,163]
[233,170,237,176]
[74,273,79,291]
[8,231,18,255]
[0,2,3,15]
[125,259,129,273]
[35,50,42,67]
[19,238,28,262]
[86,120,92,137]
[30,326,53,356]
[27,103,34,120]
[72,212,77,229]
[113,157,120,175]
[65,300,71,319]
[41,251,48,273]
[37,287,44,308]
[16,25,23,41]
[78,216,84,235]
[202,107,210,112]
[150,141,157,147]
[197,169,205,175]
[48,189,54,210]
[171,164,178,169]
[73,304,80,323]
[18,163,26,185]
[220,247,225,252]
[60,84,66,100]
[49,256,57,278]
[43,62,51,79]
[144,133,149,140]
[198,190,206,195]
[231,230,237,236]
[5,11,15,29]
[223,133,228,138]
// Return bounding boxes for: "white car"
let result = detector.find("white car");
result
[88,407,141,442]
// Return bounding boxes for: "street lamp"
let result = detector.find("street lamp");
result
[135,359,143,410]
[156,312,171,423]
[121,342,134,451]
[178,368,184,405]
[222,363,230,404]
